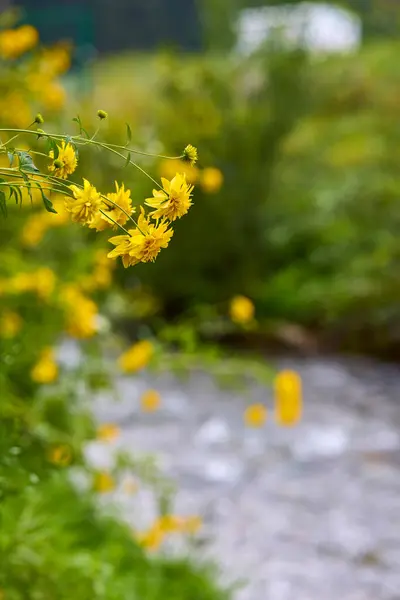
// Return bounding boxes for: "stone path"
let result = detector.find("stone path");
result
[90,355,400,600]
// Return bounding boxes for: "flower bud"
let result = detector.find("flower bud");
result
[35,113,44,124]
[97,109,108,120]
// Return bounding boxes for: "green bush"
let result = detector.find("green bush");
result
[84,41,400,351]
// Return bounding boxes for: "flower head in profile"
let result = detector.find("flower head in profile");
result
[182,144,198,166]
[65,179,101,225]
[90,181,134,232]
[48,140,78,179]
[108,208,173,268]
[145,173,193,222]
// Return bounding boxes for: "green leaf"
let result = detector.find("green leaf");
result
[124,152,131,168]
[14,186,23,206]
[33,182,57,213]
[7,152,14,167]
[17,151,39,173]
[41,190,57,214]
[125,123,132,146]
[0,190,6,217]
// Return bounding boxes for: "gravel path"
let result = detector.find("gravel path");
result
[90,355,400,600]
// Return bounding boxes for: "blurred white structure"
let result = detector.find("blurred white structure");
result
[236,2,361,54]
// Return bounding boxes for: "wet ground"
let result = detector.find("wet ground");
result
[90,355,400,600]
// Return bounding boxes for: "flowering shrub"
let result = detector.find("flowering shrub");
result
[0,20,228,600]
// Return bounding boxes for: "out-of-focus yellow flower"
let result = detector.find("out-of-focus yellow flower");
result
[0,93,32,128]
[90,182,134,232]
[200,167,223,194]
[138,523,165,551]
[31,347,58,384]
[0,25,38,59]
[35,267,57,300]
[7,268,56,300]
[20,214,48,247]
[145,174,193,222]
[159,159,199,184]
[48,444,72,466]
[39,45,71,76]
[140,389,161,413]
[244,403,267,428]
[274,370,302,426]
[42,81,66,111]
[118,340,154,373]
[66,179,101,225]
[108,208,173,268]
[229,295,255,324]
[49,141,78,179]
[62,285,99,339]
[21,207,69,247]
[93,472,115,493]
[0,310,22,339]
[158,514,185,533]
[97,423,120,443]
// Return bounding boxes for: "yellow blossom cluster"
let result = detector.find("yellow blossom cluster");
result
[0,26,70,126]
[2,267,57,300]
[0,25,38,59]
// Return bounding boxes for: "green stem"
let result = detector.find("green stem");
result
[99,209,132,236]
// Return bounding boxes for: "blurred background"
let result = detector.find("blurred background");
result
[2,1,400,600]
[3,0,400,354]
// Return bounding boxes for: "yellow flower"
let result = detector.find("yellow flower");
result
[90,182,134,232]
[159,159,199,184]
[229,295,255,324]
[20,214,49,247]
[145,174,193,221]
[60,284,99,338]
[31,347,58,384]
[65,179,102,225]
[158,515,185,533]
[48,444,72,466]
[118,340,154,373]
[138,524,165,551]
[244,403,267,428]
[48,141,78,179]
[108,208,173,268]
[274,370,302,426]
[97,423,120,443]
[35,267,56,300]
[201,167,223,194]
[93,472,115,493]
[0,310,22,339]
[0,25,38,59]
[140,389,161,413]
[42,82,66,111]
[182,144,198,166]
